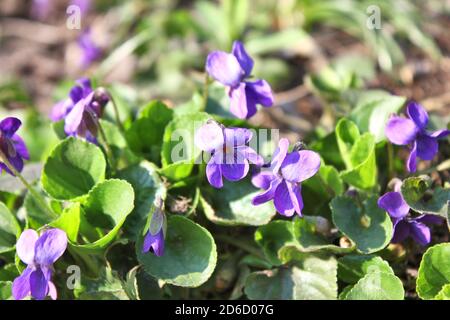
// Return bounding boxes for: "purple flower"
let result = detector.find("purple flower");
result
[251,138,321,217]
[378,182,442,246]
[12,229,67,300]
[194,121,263,188]
[78,28,102,68]
[71,0,91,15]
[385,101,450,173]
[142,199,166,257]
[0,117,29,176]
[206,41,274,119]
[51,78,109,143]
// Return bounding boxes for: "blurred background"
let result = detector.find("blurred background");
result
[0,0,449,162]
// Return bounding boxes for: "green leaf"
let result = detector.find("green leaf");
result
[161,112,210,171]
[200,179,276,226]
[42,137,106,200]
[330,196,393,254]
[117,162,166,239]
[158,162,194,181]
[344,272,404,300]
[434,284,450,300]
[401,177,450,229]
[137,215,217,288]
[0,281,12,300]
[338,255,394,284]
[71,179,134,254]
[346,90,406,143]
[0,202,20,253]
[244,254,337,300]
[49,203,81,242]
[417,243,450,300]
[336,119,377,190]
[75,267,129,300]
[125,101,174,164]
[335,118,361,169]
[255,218,350,266]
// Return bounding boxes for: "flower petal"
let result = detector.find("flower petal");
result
[48,281,58,300]
[11,134,30,160]
[271,138,289,173]
[143,229,164,257]
[232,41,254,77]
[280,150,321,183]
[194,121,224,152]
[252,177,282,206]
[251,170,276,190]
[429,129,450,139]
[0,117,21,137]
[407,141,417,173]
[206,51,243,87]
[50,99,73,122]
[229,82,257,119]
[206,156,223,188]
[385,116,418,145]
[12,266,33,300]
[409,221,431,246]
[16,229,39,265]
[222,161,249,181]
[407,101,428,129]
[416,214,444,225]
[377,191,410,219]
[224,127,252,148]
[237,146,264,166]
[245,80,274,107]
[30,268,49,300]
[274,181,296,217]
[34,229,68,266]
[287,182,304,216]
[416,134,438,160]
[391,219,410,243]
[64,99,86,135]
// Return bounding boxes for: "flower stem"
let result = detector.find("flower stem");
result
[387,142,395,180]
[97,120,117,172]
[0,150,56,219]
[107,91,125,134]
[201,73,210,111]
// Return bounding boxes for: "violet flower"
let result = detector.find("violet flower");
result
[51,78,109,143]
[194,120,263,188]
[78,28,102,68]
[206,41,274,119]
[378,182,442,246]
[143,198,166,257]
[251,138,321,217]
[12,229,67,300]
[0,117,30,175]
[385,101,450,173]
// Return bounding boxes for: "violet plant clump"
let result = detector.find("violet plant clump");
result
[1,9,449,301]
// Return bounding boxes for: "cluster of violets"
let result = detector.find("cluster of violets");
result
[0,41,448,300]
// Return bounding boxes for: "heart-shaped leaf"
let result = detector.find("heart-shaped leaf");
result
[42,137,106,200]
[344,272,404,300]
[201,179,276,226]
[137,215,217,288]
[117,162,166,239]
[125,101,174,164]
[330,196,393,254]
[71,179,134,254]
[417,243,450,300]
[338,255,394,284]
[244,254,337,300]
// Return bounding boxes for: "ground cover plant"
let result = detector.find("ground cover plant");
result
[0,0,449,300]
